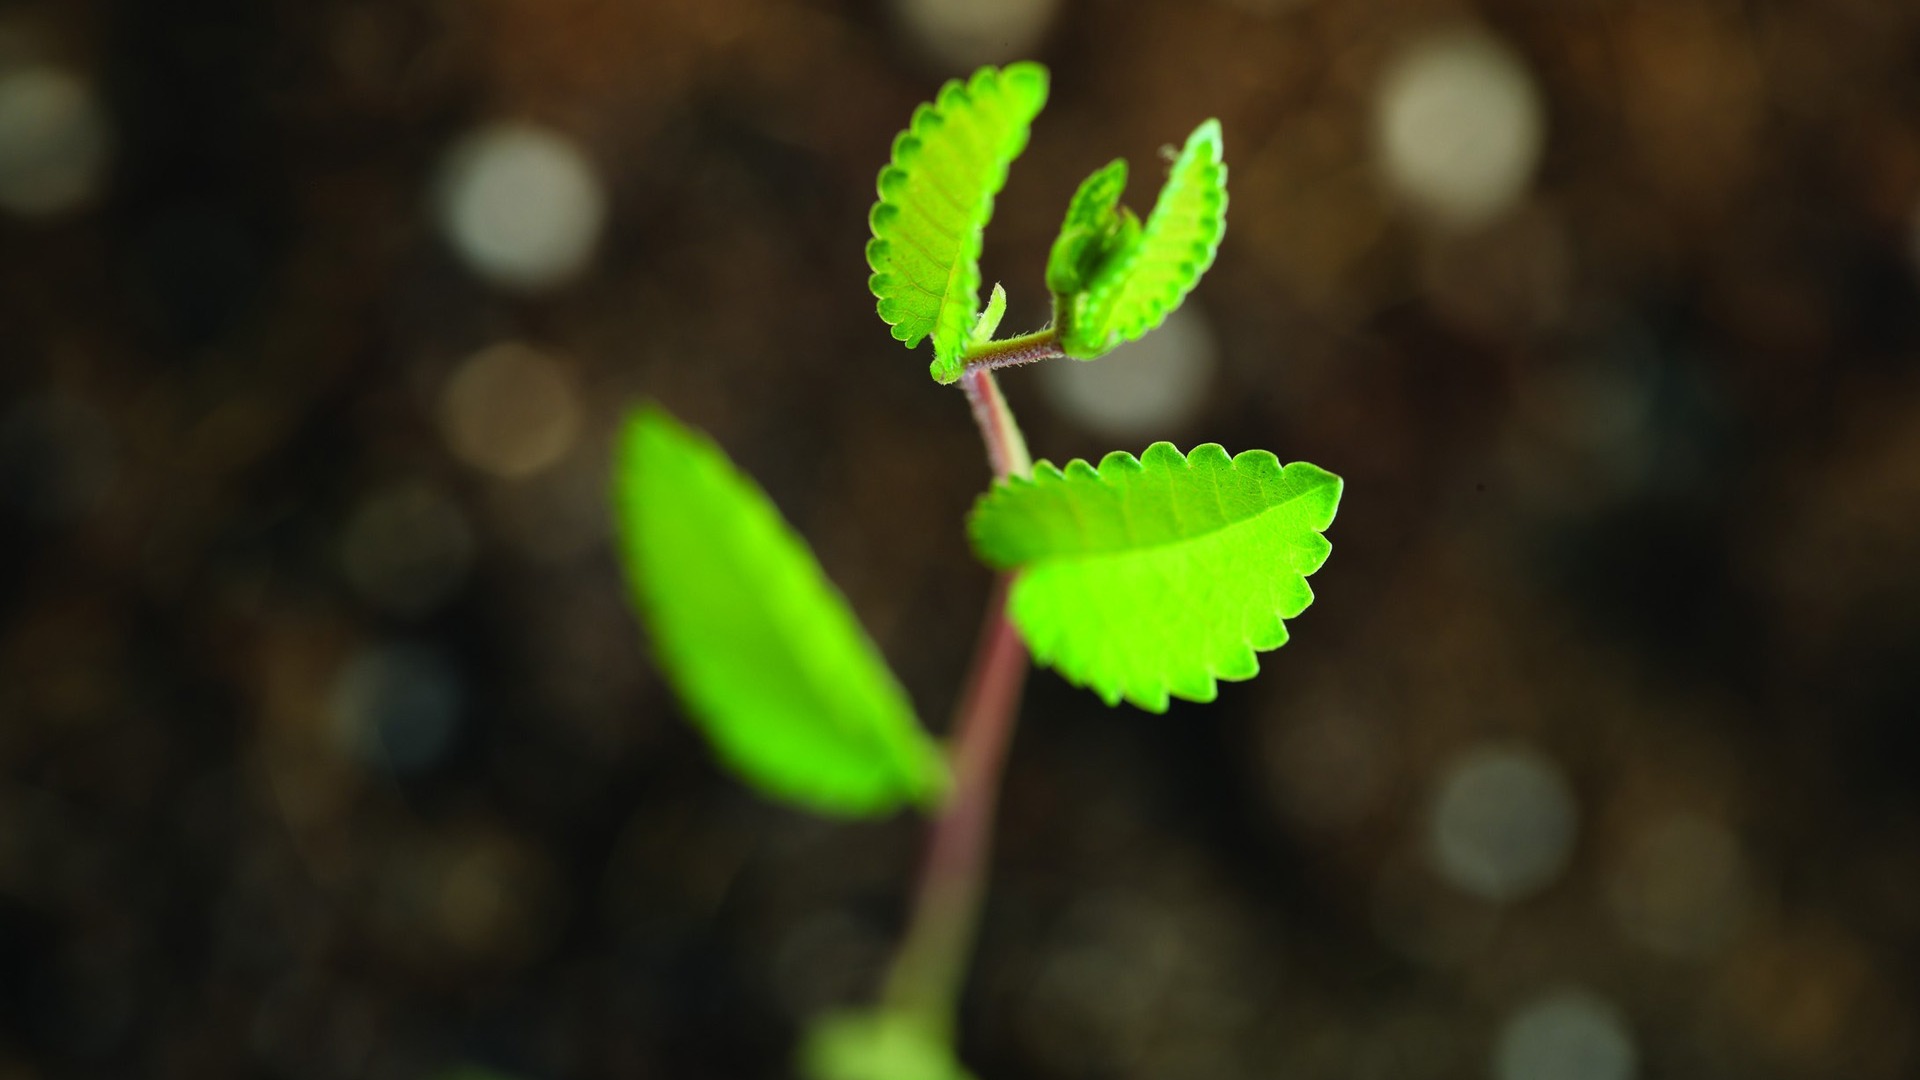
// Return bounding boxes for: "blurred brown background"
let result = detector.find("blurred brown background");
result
[3,0,1919,1077]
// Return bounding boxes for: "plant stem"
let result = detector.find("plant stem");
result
[961,327,1067,373]
[958,364,1032,480]
[880,574,1027,1038]
[880,365,1032,1039]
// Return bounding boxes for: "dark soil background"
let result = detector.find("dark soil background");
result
[3,0,1918,1077]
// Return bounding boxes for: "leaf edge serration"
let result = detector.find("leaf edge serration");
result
[1045,157,1133,299]
[968,441,1340,712]
[864,62,1050,384]
[1060,119,1229,360]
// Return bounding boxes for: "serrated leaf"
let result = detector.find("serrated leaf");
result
[1044,158,1137,298]
[1057,120,1228,360]
[613,406,949,816]
[867,63,1049,384]
[968,442,1340,712]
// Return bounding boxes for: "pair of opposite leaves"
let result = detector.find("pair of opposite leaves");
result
[613,63,1341,818]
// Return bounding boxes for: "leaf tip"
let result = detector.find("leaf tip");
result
[998,60,1052,106]
[1190,117,1224,155]
[619,400,689,461]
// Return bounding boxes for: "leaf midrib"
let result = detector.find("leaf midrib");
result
[1018,468,1324,563]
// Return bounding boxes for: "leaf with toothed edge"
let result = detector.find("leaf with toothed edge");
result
[612,405,950,816]
[1054,120,1228,360]
[968,442,1340,712]
[1045,158,1138,299]
[867,63,1049,384]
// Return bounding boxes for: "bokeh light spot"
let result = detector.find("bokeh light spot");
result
[1495,988,1637,1080]
[1375,29,1545,229]
[1427,745,1578,902]
[437,122,606,290]
[1607,813,1750,958]
[1038,305,1216,439]
[439,341,584,480]
[891,0,1060,71]
[328,641,463,775]
[0,63,110,217]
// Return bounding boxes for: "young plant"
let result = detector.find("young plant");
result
[611,62,1342,1079]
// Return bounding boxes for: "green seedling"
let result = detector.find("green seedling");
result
[611,62,1342,1079]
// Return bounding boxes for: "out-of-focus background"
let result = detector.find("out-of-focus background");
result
[3,0,1918,1077]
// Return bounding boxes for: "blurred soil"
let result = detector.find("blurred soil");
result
[2,1,1918,1077]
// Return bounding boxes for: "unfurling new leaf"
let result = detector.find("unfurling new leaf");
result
[612,406,949,816]
[1052,120,1228,360]
[971,282,1008,346]
[867,63,1049,384]
[1044,158,1136,298]
[969,442,1340,712]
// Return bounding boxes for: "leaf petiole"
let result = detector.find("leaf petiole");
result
[958,327,1066,372]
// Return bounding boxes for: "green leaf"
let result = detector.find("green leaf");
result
[1056,120,1228,360]
[1044,158,1137,298]
[613,406,949,816]
[968,442,1340,712]
[971,282,1007,346]
[800,1009,974,1080]
[867,62,1050,384]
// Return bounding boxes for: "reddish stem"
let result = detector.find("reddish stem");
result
[958,365,1032,480]
[963,328,1067,372]
[880,575,1028,1033]
[880,364,1033,1035]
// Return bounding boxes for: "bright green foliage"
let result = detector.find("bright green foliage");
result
[1053,120,1228,360]
[971,282,1007,346]
[612,406,950,816]
[1044,158,1137,297]
[867,63,1049,384]
[801,1010,973,1080]
[969,442,1340,712]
